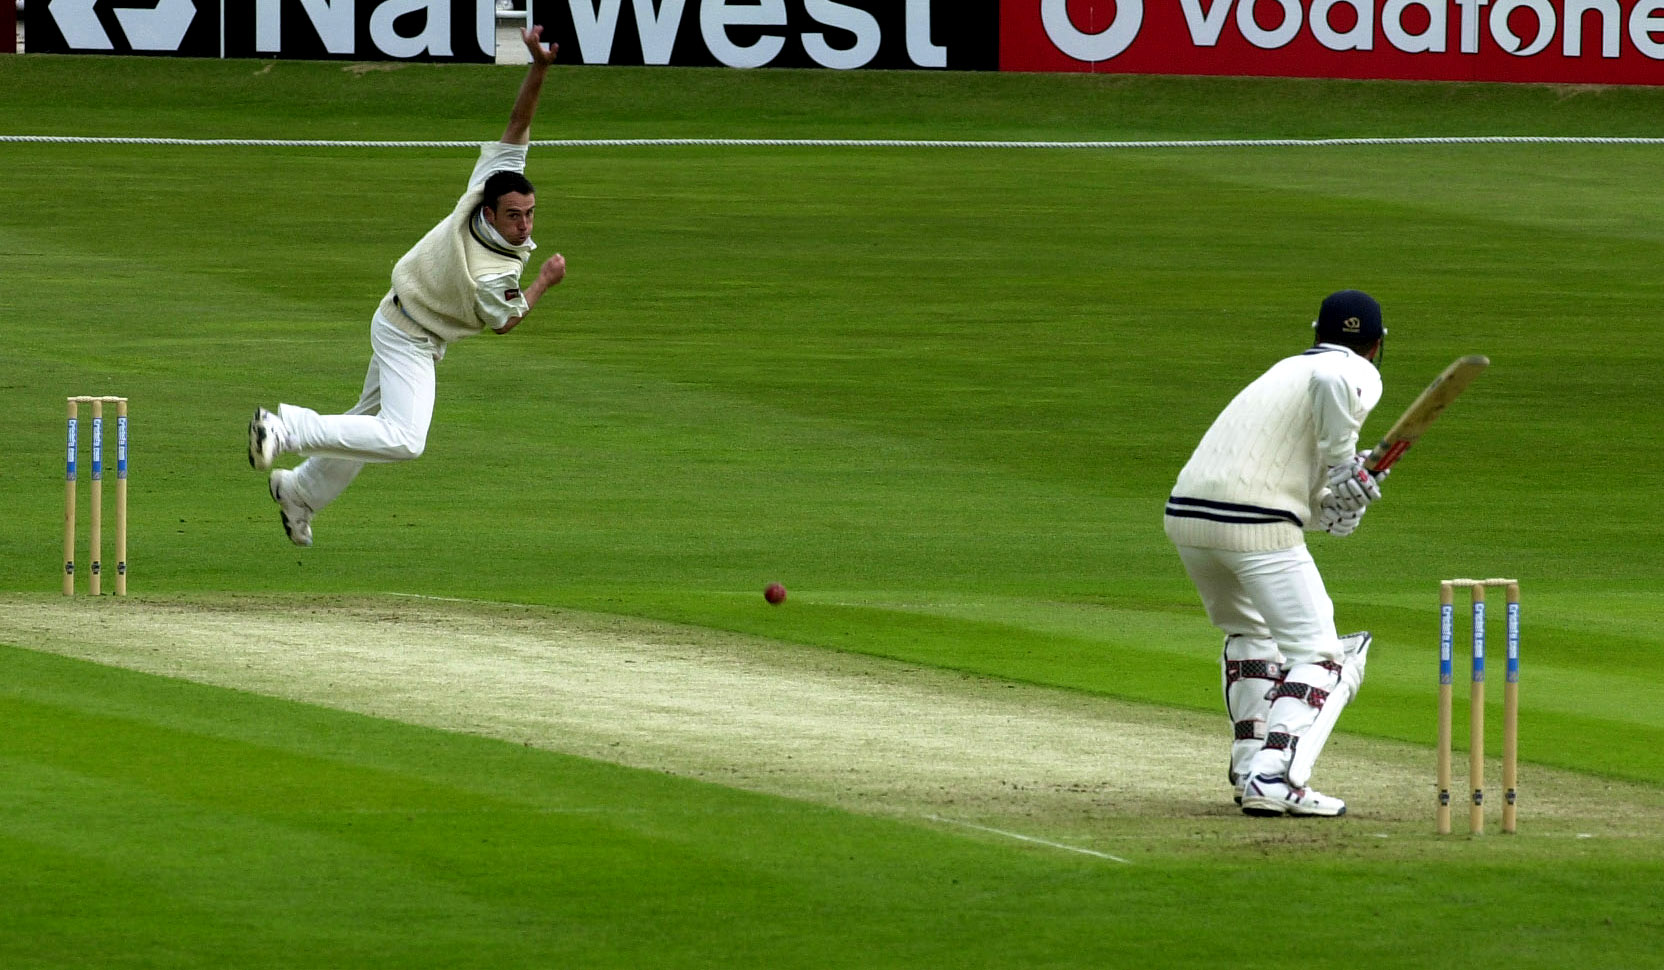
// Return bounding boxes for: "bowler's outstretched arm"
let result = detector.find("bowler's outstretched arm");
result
[502,27,559,146]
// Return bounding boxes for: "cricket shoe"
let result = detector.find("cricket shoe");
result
[268,468,314,547]
[248,408,287,471]
[1239,773,1346,818]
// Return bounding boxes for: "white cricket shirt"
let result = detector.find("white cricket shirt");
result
[1164,344,1383,552]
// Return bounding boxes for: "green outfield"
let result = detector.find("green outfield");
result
[2,54,1661,968]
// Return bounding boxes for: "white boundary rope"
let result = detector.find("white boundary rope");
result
[2,135,1662,149]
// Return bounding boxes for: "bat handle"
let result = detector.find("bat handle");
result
[1365,439,1407,476]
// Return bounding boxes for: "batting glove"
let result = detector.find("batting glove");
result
[1319,503,1366,537]
[1325,455,1384,512]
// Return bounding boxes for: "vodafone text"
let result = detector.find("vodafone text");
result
[1035,0,1664,61]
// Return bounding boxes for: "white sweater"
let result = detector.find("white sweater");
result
[1164,345,1382,552]
[379,142,535,344]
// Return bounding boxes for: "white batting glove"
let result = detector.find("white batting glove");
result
[1325,455,1383,512]
[1318,503,1366,537]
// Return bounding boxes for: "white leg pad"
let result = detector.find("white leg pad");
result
[1221,635,1284,784]
[1246,660,1344,780]
[1287,632,1371,788]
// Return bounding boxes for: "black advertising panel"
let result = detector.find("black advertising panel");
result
[222,0,494,62]
[27,0,220,57]
[24,1,997,70]
[28,0,495,61]
[535,0,1000,70]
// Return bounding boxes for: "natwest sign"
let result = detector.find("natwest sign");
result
[1001,0,1664,83]
[535,0,998,70]
[29,0,498,60]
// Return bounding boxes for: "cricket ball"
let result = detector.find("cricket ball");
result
[764,582,787,605]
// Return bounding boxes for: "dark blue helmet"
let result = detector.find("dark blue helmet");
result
[1314,290,1385,348]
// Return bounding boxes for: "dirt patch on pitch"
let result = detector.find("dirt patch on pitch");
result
[0,595,1655,849]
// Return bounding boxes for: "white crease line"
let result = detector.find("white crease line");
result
[925,815,1131,864]
[382,591,481,604]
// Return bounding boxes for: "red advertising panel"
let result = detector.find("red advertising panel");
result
[1001,0,1664,83]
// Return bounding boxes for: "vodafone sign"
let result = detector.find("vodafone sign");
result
[1001,0,1664,83]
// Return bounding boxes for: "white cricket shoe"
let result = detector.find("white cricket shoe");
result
[1239,773,1346,818]
[268,468,314,547]
[248,408,286,471]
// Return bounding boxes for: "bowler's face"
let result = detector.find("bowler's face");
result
[486,191,535,245]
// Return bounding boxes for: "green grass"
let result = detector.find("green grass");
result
[3,55,1664,967]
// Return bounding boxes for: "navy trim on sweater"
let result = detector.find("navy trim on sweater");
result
[1164,496,1304,528]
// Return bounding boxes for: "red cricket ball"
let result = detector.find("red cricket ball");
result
[764,582,787,605]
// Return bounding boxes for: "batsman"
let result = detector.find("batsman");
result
[1164,290,1387,817]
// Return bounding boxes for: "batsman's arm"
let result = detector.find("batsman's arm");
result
[501,28,559,146]
[1310,368,1373,468]
[494,254,567,335]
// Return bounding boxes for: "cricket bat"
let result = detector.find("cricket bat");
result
[1364,355,1490,475]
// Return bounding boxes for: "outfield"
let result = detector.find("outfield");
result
[2,55,1662,967]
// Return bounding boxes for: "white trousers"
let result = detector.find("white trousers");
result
[1177,543,1347,782]
[1175,544,1341,667]
[278,310,440,511]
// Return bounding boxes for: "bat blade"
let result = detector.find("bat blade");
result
[1365,355,1490,474]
